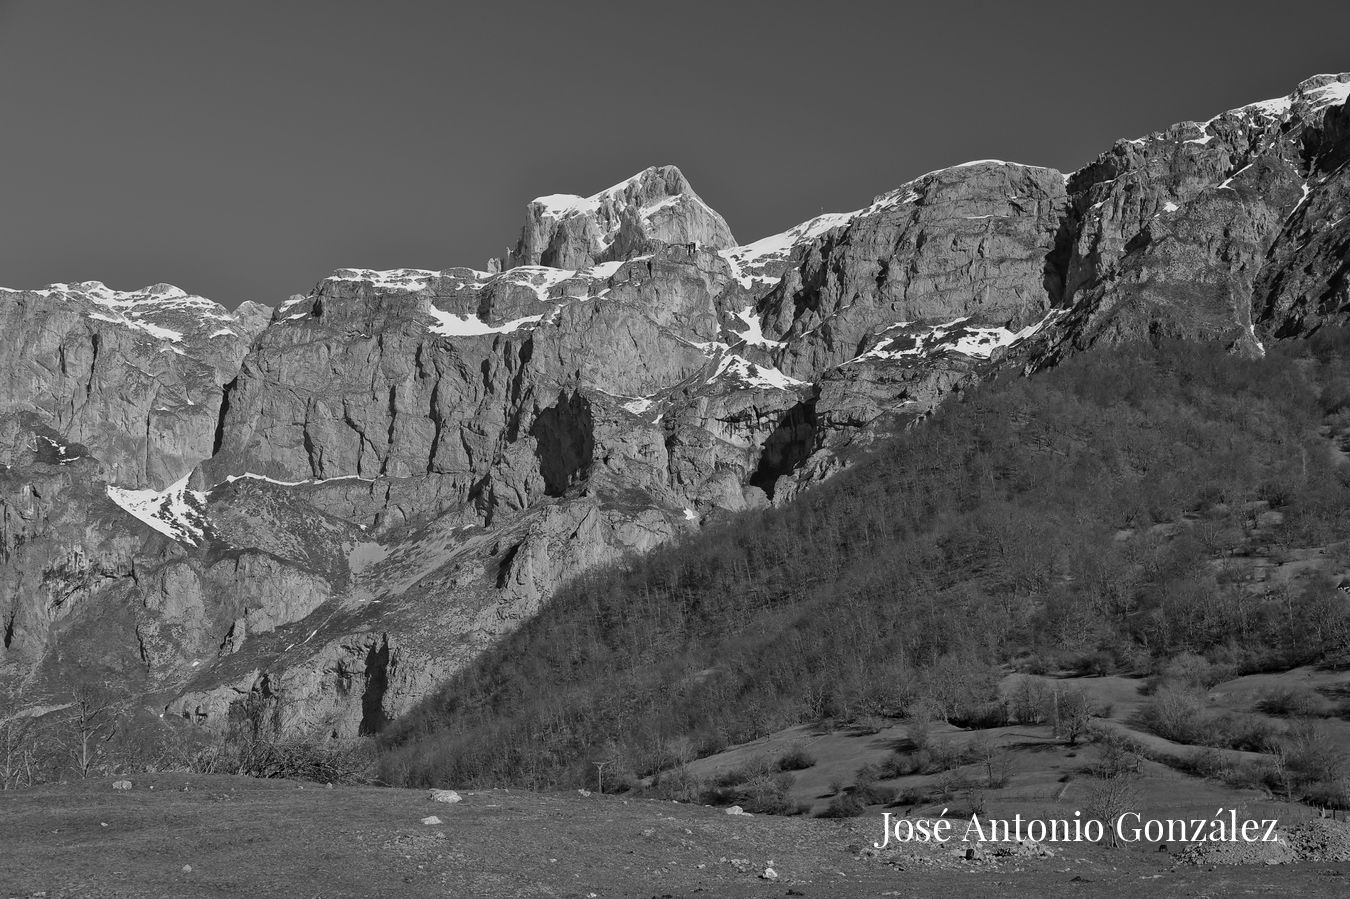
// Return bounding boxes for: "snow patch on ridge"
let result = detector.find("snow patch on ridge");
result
[1305,78,1350,110]
[38,435,81,464]
[324,269,441,292]
[621,397,654,415]
[720,212,857,289]
[730,305,784,348]
[87,312,183,341]
[492,265,579,300]
[106,474,208,546]
[223,473,376,488]
[427,308,544,337]
[848,311,1064,365]
[710,354,805,390]
[0,280,239,343]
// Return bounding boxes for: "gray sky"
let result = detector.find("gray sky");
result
[2,0,1348,308]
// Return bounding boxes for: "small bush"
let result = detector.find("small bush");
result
[907,717,933,752]
[1301,781,1350,810]
[646,766,704,803]
[1135,684,1211,744]
[852,715,887,735]
[776,744,816,771]
[925,739,969,773]
[1010,676,1049,725]
[1159,653,1233,690]
[735,773,799,815]
[1281,719,1347,786]
[1212,712,1281,752]
[1220,760,1274,791]
[818,792,865,818]
[878,750,921,779]
[1259,686,1334,718]
[854,761,884,784]
[1188,747,1231,780]
[951,701,1009,729]
[890,785,932,806]
[701,759,799,815]
[711,756,775,788]
[1089,727,1142,778]
[192,736,374,784]
[853,782,898,806]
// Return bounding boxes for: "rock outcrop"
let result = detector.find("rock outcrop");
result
[504,164,736,270]
[3,73,1350,739]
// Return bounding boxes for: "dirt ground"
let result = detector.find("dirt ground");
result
[3,774,1349,898]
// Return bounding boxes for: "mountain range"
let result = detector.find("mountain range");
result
[3,72,1350,740]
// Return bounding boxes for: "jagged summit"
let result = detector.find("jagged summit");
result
[503,164,736,271]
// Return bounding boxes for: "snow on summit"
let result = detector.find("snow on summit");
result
[531,168,670,221]
[0,280,241,343]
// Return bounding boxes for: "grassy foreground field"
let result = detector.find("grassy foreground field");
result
[2,774,1349,898]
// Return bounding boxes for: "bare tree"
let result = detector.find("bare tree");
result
[1083,771,1141,848]
[1,717,38,790]
[63,683,120,778]
[1047,684,1092,746]
[969,733,1016,788]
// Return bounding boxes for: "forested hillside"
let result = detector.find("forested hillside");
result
[379,333,1350,790]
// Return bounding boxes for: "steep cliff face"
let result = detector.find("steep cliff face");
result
[4,74,1350,740]
[0,282,263,490]
[1056,73,1350,353]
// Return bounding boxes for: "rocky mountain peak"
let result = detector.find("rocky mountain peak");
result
[504,164,736,271]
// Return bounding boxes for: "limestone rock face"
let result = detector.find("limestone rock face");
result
[0,282,258,490]
[1253,78,1350,337]
[4,74,1350,739]
[505,165,736,271]
[1051,73,1350,355]
[758,161,1070,375]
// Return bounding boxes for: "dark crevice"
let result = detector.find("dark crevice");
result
[531,390,594,497]
[1043,206,1080,308]
[134,624,150,671]
[381,385,397,475]
[3,609,15,650]
[358,635,392,736]
[218,619,239,656]
[302,423,319,476]
[749,399,818,500]
[504,338,535,443]
[86,333,100,398]
[212,377,238,456]
[495,542,521,589]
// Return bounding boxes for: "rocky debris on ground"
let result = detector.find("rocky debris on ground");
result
[1177,818,1350,865]
[857,836,1058,871]
[420,815,442,826]
[111,780,132,791]
[428,789,462,803]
